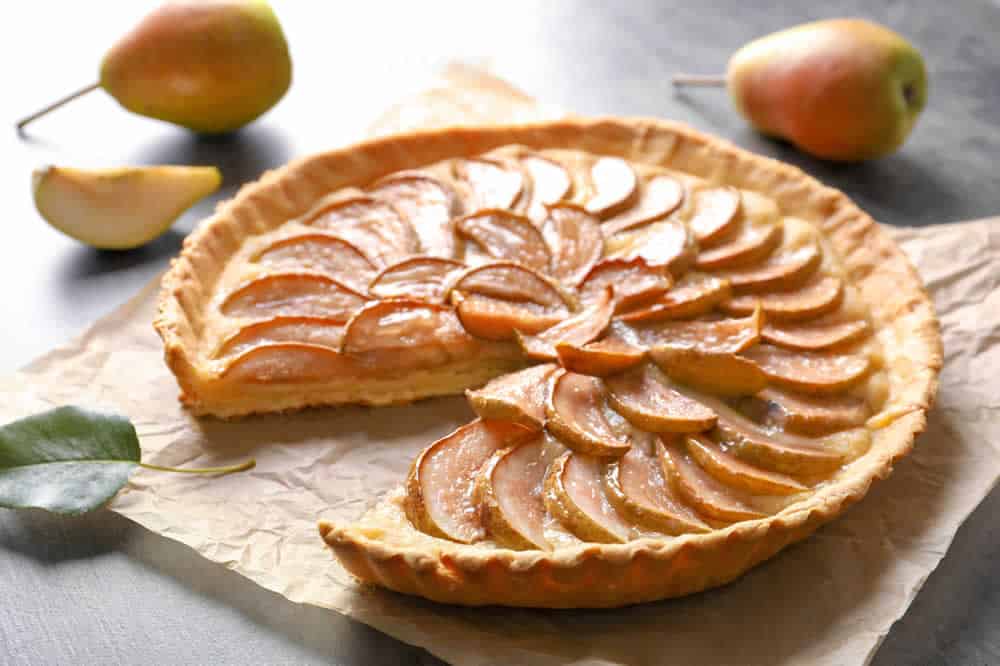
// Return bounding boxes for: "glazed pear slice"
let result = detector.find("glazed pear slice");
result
[650,347,767,396]
[756,387,870,437]
[601,175,684,236]
[723,276,843,322]
[517,286,614,361]
[455,295,568,340]
[541,203,604,286]
[686,434,806,496]
[658,436,765,522]
[405,419,533,543]
[367,257,464,302]
[585,157,638,218]
[719,243,822,293]
[467,364,558,430]
[305,195,419,266]
[627,305,763,354]
[605,364,717,433]
[32,165,220,249]
[742,344,871,395]
[618,273,731,323]
[340,299,475,360]
[555,337,646,377]
[544,451,632,543]
[613,219,696,275]
[453,157,524,210]
[456,209,551,271]
[579,258,671,313]
[477,433,565,549]
[448,261,574,309]
[687,186,741,246]
[695,222,783,270]
[522,154,571,222]
[368,171,457,258]
[762,318,870,351]
[255,233,377,292]
[603,435,709,534]
[546,370,631,456]
[220,343,354,384]
[214,316,344,358]
[220,273,368,321]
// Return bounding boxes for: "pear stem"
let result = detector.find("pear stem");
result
[16,82,101,132]
[138,458,256,476]
[672,74,727,88]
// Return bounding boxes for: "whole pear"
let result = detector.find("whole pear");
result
[100,1,292,133]
[726,19,927,161]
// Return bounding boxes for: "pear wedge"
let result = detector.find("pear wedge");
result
[32,165,220,249]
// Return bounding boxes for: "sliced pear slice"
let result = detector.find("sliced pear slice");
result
[453,294,564,340]
[522,154,571,222]
[723,276,843,322]
[762,318,870,351]
[658,436,765,522]
[367,257,464,302]
[613,218,696,275]
[756,387,870,437]
[579,258,671,314]
[718,243,821,293]
[452,157,524,210]
[603,435,708,534]
[601,175,684,236]
[650,347,767,396]
[585,157,638,218]
[555,337,646,377]
[625,305,762,354]
[687,186,741,246]
[304,195,418,266]
[742,344,871,395]
[695,222,783,270]
[368,171,457,258]
[618,273,731,323]
[546,370,631,456]
[686,434,806,496]
[405,419,533,543]
[517,286,613,361]
[220,343,355,383]
[605,364,717,433]
[220,273,368,321]
[448,261,574,310]
[477,433,564,549]
[214,316,344,358]
[340,299,475,362]
[255,233,377,292]
[456,209,551,271]
[32,165,220,250]
[541,203,604,286]
[467,364,557,430]
[544,451,632,543]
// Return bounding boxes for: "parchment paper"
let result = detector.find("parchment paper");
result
[2,67,998,666]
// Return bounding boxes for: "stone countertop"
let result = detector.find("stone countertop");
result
[2,1,998,664]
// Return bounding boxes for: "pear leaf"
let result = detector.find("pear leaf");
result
[0,406,140,514]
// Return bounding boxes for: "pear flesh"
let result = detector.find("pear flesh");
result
[32,166,221,249]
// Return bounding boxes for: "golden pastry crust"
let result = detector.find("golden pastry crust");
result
[157,117,941,607]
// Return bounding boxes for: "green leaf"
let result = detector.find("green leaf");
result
[0,406,140,514]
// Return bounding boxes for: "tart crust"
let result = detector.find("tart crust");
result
[156,118,941,607]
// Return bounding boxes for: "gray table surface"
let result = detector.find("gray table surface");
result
[2,2,998,664]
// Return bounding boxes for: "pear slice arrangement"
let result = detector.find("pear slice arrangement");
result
[154,127,939,608]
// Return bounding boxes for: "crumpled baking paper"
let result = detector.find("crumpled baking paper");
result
[1,66,997,666]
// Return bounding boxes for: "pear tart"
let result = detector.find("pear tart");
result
[156,118,941,608]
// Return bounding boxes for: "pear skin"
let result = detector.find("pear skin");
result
[727,19,927,161]
[33,166,221,249]
[99,1,292,133]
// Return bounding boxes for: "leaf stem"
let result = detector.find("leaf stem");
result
[138,459,256,476]
[16,82,101,132]
[671,74,727,88]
